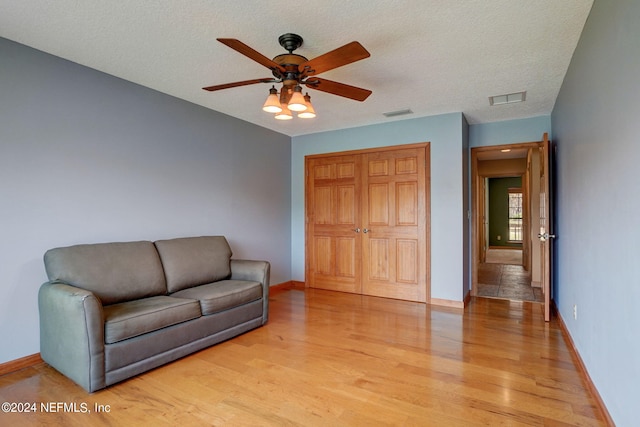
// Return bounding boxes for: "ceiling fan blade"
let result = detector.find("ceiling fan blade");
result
[304,77,372,101]
[202,78,274,92]
[217,38,286,74]
[299,41,370,77]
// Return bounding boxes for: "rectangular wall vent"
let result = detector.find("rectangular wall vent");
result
[383,109,414,118]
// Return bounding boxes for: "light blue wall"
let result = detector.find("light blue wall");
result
[469,115,551,148]
[462,116,471,298]
[291,113,467,302]
[551,0,639,424]
[0,38,292,364]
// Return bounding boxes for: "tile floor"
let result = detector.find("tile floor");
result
[477,262,543,302]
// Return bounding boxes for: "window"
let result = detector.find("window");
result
[508,188,523,242]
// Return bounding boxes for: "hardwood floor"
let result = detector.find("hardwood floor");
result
[0,289,608,426]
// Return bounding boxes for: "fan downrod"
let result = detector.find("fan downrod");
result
[278,33,303,53]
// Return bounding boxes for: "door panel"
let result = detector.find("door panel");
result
[368,184,389,224]
[397,182,418,225]
[336,238,356,277]
[396,239,418,283]
[337,185,355,224]
[314,186,333,224]
[396,157,418,174]
[368,238,390,280]
[369,159,389,176]
[314,237,332,274]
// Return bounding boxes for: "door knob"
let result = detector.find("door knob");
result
[363,228,371,234]
[353,228,360,233]
[537,232,556,241]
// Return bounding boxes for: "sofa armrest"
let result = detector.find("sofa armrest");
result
[38,282,105,392]
[230,259,270,324]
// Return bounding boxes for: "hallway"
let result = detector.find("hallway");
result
[477,248,543,302]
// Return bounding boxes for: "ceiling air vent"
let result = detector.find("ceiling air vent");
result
[489,91,526,106]
[383,109,413,118]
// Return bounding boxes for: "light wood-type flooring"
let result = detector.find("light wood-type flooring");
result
[0,288,607,426]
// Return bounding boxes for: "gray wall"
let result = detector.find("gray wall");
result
[551,0,639,424]
[292,113,468,303]
[0,38,292,364]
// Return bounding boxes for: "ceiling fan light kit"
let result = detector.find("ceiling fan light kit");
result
[298,93,316,118]
[262,86,283,113]
[262,85,316,119]
[287,85,308,112]
[203,33,372,120]
[274,104,293,120]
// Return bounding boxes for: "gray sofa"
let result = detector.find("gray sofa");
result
[38,236,269,392]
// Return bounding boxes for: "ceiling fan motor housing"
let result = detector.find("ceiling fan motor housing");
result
[272,53,308,84]
[278,33,303,53]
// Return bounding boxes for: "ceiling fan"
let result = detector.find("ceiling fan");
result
[202,33,372,119]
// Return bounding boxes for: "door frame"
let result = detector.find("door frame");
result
[304,142,431,303]
[471,140,542,297]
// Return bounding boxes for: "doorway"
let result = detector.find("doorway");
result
[477,250,543,302]
[471,140,546,305]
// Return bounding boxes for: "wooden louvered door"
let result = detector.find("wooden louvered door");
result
[305,143,429,303]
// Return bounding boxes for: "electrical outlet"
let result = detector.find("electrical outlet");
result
[573,305,577,320]
[497,235,501,241]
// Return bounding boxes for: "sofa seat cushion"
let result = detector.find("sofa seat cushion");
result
[103,296,201,344]
[170,280,262,316]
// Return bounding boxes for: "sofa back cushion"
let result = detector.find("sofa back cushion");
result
[44,241,167,305]
[154,236,232,293]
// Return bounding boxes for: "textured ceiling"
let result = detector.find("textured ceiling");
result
[0,0,593,137]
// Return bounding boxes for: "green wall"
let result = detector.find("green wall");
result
[488,177,522,247]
